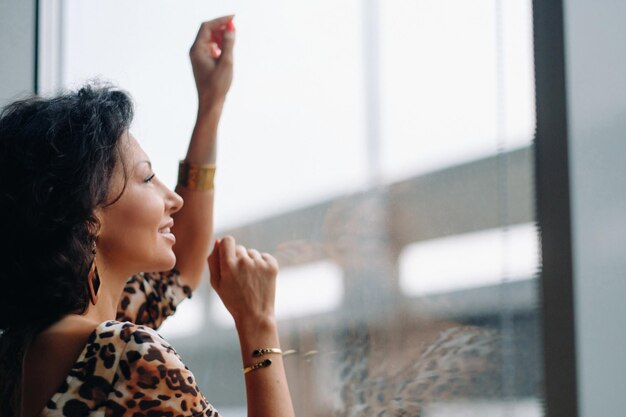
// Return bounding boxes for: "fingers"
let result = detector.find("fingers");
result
[241,246,276,271]
[214,235,277,272]
[193,15,235,44]
[191,16,235,60]
[219,235,237,268]
[211,14,235,28]
[209,43,221,60]
[248,248,262,262]
[262,252,279,274]
[220,23,235,64]
[197,16,235,57]
[209,19,235,61]
[237,246,267,268]
[208,239,221,287]
[236,245,249,264]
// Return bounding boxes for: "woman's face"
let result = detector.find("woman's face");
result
[95,132,184,276]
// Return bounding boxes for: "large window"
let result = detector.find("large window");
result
[40,0,542,415]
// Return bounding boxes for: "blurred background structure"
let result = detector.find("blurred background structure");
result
[1,0,624,416]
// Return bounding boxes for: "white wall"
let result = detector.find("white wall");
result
[564,0,626,415]
[0,0,36,106]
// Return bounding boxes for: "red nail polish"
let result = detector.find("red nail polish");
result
[226,20,235,32]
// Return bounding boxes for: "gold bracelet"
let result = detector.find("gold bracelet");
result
[177,160,216,191]
[252,348,283,357]
[243,358,272,374]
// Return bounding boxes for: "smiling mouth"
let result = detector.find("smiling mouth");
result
[158,228,176,244]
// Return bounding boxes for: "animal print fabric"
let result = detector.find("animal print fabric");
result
[42,321,218,417]
[115,270,193,330]
[41,270,219,417]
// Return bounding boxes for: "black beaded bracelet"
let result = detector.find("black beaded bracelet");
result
[243,358,272,374]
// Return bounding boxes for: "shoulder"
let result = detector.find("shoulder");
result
[45,320,167,391]
[105,322,215,416]
[112,320,184,374]
[42,320,216,416]
[39,320,149,415]
[93,320,177,370]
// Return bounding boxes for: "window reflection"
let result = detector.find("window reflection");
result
[400,223,539,296]
[44,0,543,415]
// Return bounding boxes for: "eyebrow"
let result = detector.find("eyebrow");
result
[136,160,152,168]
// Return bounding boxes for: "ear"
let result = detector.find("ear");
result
[90,208,105,238]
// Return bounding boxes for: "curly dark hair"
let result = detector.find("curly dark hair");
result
[0,83,134,332]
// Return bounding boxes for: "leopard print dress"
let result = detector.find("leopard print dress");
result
[37,270,219,417]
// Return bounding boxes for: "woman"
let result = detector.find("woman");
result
[0,16,294,417]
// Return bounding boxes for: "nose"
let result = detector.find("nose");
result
[166,187,184,214]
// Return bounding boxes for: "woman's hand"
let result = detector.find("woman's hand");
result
[209,237,295,417]
[189,16,235,110]
[208,236,278,326]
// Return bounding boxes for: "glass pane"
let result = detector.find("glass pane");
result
[380,0,535,181]
[60,0,367,229]
[41,0,544,415]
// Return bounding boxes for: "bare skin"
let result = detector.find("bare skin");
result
[21,16,294,417]
[209,237,295,417]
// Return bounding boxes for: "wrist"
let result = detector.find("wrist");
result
[235,314,278,338]
[197,94,225,116]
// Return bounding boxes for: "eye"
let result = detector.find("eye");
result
[144,173,156,183]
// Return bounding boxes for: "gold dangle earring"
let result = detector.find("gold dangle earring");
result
[88,242,100,305]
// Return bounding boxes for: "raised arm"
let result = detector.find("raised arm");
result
[170,16,235,291]
[208,236,295,417]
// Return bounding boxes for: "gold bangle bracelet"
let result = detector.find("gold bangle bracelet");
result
[177,160,216,191]
[243,358,272,374]
[252,348,283,357]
